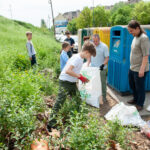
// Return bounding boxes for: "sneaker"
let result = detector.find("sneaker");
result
[127,100,136,105]
[146,105,150,112]
[135,105,143,111]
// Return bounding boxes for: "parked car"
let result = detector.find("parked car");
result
[71,35,78,53]
[56,34,64,41]
[58,35,78,53]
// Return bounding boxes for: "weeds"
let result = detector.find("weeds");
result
[0,15,133,149]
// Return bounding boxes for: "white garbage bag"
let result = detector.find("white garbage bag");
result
[78,66,102,108]
[105,102,146,127]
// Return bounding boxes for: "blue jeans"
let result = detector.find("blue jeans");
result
[129,69,147,107]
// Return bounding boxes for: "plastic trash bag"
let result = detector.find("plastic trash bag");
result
[78,66,102,108]
[105,102,146,127]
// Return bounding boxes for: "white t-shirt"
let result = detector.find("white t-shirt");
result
[59,54,84,82]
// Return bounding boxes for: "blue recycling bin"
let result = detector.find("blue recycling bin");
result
[108,25,150,94]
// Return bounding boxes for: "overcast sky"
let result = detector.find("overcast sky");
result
[0,0,149,27]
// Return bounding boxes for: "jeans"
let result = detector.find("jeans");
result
[129,69,147,107]
[100,69,107,101]
[31,54,37,66]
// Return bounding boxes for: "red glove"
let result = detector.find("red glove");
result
[78,74,89,83]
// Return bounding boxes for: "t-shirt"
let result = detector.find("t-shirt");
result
[91,42,109,69]
[65,37,75,57]
[130,33,150,72]
[26,41,36,57]
[60,50,69,71]
[59,54,84,82]
[26,40,36,57]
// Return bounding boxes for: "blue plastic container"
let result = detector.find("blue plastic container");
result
[108,25,150,94]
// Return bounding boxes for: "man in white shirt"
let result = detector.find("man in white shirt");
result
[91,34,109,102]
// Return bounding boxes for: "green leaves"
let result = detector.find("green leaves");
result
[132,1,150,24]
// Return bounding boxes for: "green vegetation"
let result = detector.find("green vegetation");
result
[67,1,150,34]
[0,15,60,149]
[0,16,133,149]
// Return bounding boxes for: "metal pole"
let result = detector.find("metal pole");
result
[48,0,56,37]
[9,4,13,19]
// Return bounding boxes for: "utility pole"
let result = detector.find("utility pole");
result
[9,4,13,19]
[48,0,56,37]
[48,15,51,29]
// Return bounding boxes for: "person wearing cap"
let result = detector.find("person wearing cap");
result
[26,31,37,66]
[64,31,75,58]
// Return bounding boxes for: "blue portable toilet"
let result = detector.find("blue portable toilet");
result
[108,25,150,94]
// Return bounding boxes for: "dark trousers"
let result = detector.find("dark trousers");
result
[129,69,147,107]
[67,50,72,58]
[48,80,78,127]
[31,54,37,66]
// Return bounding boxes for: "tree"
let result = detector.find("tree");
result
[132,1,150,24]
[110,5,132,25]
[41,19,47,28]
[92,6,110,27]
[110,2,127,14]
[67,18,77,35]
[76,7,92,29]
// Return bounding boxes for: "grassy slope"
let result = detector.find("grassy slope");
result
[0,15,61,71]
[0,16,61,149]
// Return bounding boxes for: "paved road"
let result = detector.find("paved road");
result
[107,86,150,117]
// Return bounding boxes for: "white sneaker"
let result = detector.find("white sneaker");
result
[146,105,150,112]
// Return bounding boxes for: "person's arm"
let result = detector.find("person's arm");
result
[139,56,149,77]
[66,65,80,78]
[139,36,150,77]
[66,65,89,83]
[104,56,109,65]
[100,46,109,70]
[26,42,32,60]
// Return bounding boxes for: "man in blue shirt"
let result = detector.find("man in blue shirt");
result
[60,42,70,71]
[64,31,75,58]
[91,34,109,103]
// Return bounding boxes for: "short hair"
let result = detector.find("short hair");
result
[82,41,96,57]
[93,34,100,40]
[83,36,90,41]
[65,30,70,35]
[128,20,145,37]
[62,41,70,49]
[26,31,32,36]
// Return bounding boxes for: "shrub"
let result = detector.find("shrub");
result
[0,70,45,148]
[13,54,30,71]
